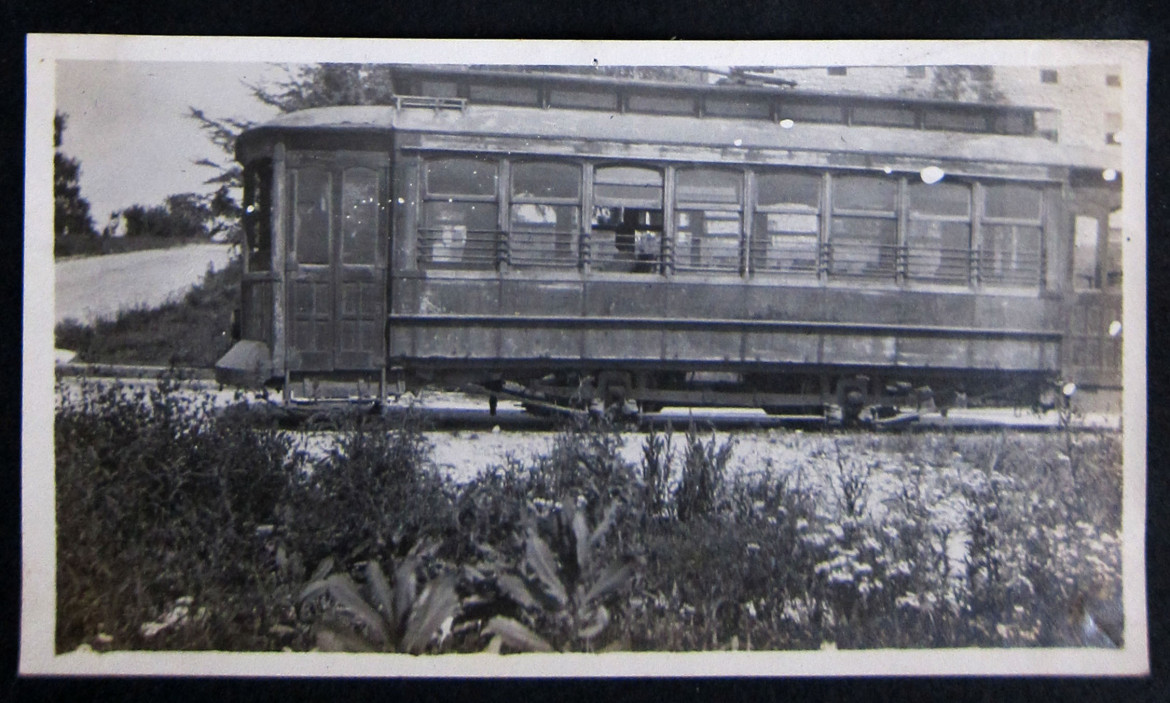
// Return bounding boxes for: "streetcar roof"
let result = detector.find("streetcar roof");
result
[239,102,1121,174]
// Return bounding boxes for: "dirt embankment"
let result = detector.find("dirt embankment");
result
[55,244,234,326]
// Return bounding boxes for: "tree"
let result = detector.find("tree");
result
[54,112,100,256]
[121,192,222,240]
[188,63,721,191]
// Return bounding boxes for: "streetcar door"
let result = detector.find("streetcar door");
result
[286,152,389,373]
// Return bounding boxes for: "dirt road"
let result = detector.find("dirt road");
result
[55,244,234,325]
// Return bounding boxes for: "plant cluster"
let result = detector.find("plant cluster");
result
[56,380,1125,654]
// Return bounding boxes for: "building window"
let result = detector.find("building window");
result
[674,168,744,273]
[752,171,821,275]
[591,165,664,273]
[509,161,581,269]
[419,157,500,269]
[829,174,898,279]
[827,66,848,77]
[1040,69,1059,84]
[1106,74,1121,87]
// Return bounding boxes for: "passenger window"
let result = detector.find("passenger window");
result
[469,83,541,106]
[851,105,917,128]
[752,171,821,275]
[907,181,971,284]
[830,175,898,279]
[243,160,272,273]
[627,94,697,116]
[419,157,500,269]
[293,168,332,265]
[778,102,845,124]
[705,97,772,119]
[981,184,1043,286]
[1106,208,1123,289]
[509,162,581,269]
[674,168,743,274]
[984,183,1042,220]
[420,201,499,268]
[1073,215,1101,289]
[591,166,664,273]
[425,158,497,197]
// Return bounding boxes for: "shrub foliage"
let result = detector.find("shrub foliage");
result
[55,381,1125,653]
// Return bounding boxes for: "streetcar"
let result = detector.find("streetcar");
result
[216,66,1123,421]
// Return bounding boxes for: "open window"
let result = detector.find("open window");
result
[591,165,664,273]
[674,168,744,274]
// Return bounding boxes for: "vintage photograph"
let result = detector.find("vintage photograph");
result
[23,37,1148,676]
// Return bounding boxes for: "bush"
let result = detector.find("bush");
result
[282,410,455,571]
[56,384,1124,653]
[55,378,298,651]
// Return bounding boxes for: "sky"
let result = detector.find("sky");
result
[54,60,285,226]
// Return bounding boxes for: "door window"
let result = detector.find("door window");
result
[293,168,332,265]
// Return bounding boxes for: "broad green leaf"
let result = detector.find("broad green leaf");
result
[577,605,610,641]
[483,616,554,653]
[590,502,621,546]
[309,556,334,582]
[525,528,568,606]
[571,509,592,572]
[366,559,395,624]
[497,573,541,611]
[393,557,418,631]
[400,574,460,654]
[484,634,503,655]
[582,562,634,605]
[315,620,376,652]
[324,574,389,645]
[298,579,330,603]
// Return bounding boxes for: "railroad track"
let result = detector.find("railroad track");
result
[55,362,1121,434]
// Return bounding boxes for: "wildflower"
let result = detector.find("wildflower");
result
[895,593,920,610]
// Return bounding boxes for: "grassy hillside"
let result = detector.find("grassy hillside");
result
[55,258,240,368]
